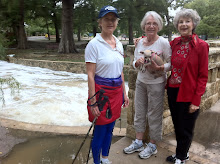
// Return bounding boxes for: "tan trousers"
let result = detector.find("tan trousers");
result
[134,80,165,141]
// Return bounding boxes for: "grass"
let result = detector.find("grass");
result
[6,48,85,62]
[6,40,130,65]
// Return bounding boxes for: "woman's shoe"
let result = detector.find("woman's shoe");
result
[166,152,189,163]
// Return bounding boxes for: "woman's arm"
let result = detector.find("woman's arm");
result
[121,72,129,108]
[191,41,209,107]
[163,40,172,72]
[133,41,145,69]
[189,42,209,113]
[86,62,101,117]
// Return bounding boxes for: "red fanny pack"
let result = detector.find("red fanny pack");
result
[87,83,123,125]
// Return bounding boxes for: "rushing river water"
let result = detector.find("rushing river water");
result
[0,60,127,164]
[0,60,92,126]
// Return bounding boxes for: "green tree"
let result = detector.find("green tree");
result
[115,0,176,43]
[25,0,61,42]
[0,0,28,49]
[74,0,114,39]
[51,0,62,43]
[115,0,143,44]
[184,0,220,38]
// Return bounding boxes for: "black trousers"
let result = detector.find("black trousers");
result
[167,87,199,160]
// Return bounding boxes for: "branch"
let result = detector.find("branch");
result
[0,77,20,107]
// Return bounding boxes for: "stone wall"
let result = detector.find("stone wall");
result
[8,58,88,74]
[125,41,220,141]
[8,58,130,81]
[7,41,220,141]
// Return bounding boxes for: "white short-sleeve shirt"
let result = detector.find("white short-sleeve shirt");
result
[85,33,124,78]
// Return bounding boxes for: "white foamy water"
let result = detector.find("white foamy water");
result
[0,61,91,126]
[0,61,129,127]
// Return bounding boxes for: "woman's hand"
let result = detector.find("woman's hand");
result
[123,94,129,108]
[147,60,162,71]
[134,37,142,47]
[189,104,199,113]
[91,105,101,118]
[135,57,144,68]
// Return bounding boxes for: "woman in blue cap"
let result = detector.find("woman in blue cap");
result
[85,5,129,164]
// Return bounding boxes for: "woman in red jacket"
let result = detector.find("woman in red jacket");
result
[166,9,209,164]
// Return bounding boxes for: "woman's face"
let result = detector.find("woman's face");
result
[178,17,194,36]
[99,13,118,34]
[144,15,159,37]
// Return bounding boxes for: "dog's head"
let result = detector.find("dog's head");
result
[140,50,156,65]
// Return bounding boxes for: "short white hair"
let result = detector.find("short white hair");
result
[140,11,163,32]
[173,8,201,32]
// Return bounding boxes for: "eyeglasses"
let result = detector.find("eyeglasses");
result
[145,22,158,27]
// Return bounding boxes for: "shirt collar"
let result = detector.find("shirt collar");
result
[96,33,120,45]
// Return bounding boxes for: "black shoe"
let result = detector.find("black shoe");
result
[166,153,189,163]
[166,154,176,163]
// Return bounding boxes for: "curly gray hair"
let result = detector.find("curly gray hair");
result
[173,8,201,32]
[140,11,163,32]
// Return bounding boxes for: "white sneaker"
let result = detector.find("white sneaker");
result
[138,142,157,159]
[166,152,189,163]
[123,140,144,154]
[175,158,185,164]
[100,158,112,164]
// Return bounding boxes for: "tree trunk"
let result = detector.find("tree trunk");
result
[54,14,60,43]
[93,25,97,37]
[46,19,50,40]
[58,0,78,53]
[52,1,60,43]
[17,0,27,49]
[165,14,172,42]
[91,5,97,37]
[128,17,134,45]
[77,26,81,41]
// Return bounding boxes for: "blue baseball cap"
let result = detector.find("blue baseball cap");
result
[98,6,119,19]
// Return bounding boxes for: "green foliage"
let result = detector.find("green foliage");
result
[74,0,114,37]
[25,0,62,37]
[0,44,6,61]
[184,0,220,38]
[1,0,219,48]
[196,20,215,37]
[26,17,53,36]
[175,0,194,8]
[0,77,20,106]
[0,33,7,60]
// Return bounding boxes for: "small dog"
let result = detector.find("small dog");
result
[138,49,164,78]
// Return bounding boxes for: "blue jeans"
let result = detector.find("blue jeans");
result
[92,121,115,164]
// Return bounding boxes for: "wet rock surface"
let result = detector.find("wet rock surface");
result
[0,115,126,162]
[0,125,27,159]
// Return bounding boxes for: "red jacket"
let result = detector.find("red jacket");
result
[169,34,209,106]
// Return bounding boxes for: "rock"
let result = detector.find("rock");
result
[0,125,26,159]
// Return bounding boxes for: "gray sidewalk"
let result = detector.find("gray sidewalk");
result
[89,100,220,164]
[100,136,197,164]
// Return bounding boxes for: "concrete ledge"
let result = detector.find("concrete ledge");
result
[0,117,126,137]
